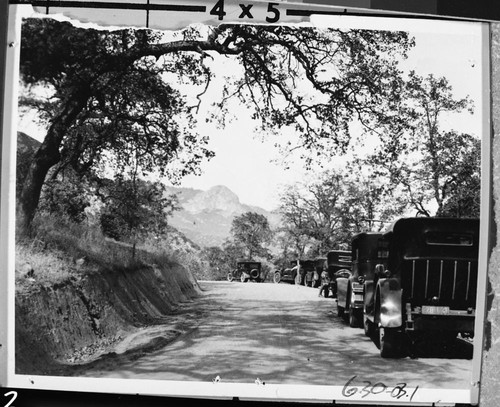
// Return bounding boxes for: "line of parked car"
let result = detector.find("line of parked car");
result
[275,216,480,358]
[227,217,480,359]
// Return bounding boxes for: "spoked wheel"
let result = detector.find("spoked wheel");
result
[273,272,281,284]
[240,274,248,283]
[379,326,402,358]
[227,272,234,282]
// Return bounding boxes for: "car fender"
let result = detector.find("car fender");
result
[336,277,349,308]
[363,279,375,317]
[377,278,402,328]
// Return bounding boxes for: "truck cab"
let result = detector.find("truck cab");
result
[228,261,263,283]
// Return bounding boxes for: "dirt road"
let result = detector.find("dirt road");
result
[78,281,473,389]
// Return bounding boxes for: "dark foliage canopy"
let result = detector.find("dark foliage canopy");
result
[18,17,413,232]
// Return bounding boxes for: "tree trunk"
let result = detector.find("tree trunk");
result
[18,94,88,234]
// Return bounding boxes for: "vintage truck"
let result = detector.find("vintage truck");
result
[273,261,298,284]
[274,259,318,286]
[336,233,385,328]
[323,250,352,298]
[366,217,480,358]
[312,257,327,288]
[297,259,317,286]
[227,261,264,283]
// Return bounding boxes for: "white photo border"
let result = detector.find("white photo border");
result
[0,2,493,405]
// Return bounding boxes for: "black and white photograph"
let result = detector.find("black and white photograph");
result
[2,1,492,405]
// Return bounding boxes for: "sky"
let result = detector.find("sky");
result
[17,14,486,212]
[174,17,485,211]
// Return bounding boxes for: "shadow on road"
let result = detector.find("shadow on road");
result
[76,282,473,389]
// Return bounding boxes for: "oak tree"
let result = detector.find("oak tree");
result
[19,18,413,233]
[230,212,272,259]
[365,72,478,217]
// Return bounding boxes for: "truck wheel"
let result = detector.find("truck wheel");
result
[240,274,248,283]
[273,272,281,284]
[227,272,234,282]
[364,316,375,338]
[379,327,401,358]
[337,304,345,318]
[349,307,362,328]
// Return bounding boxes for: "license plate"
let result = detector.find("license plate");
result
[422,305,450,315]
[354,294,364,302]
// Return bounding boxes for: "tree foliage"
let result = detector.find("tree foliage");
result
[363,72,479,217]
[279,174,347,256]
[99,176,178,258]
[278,168,407,256]
[230,212,272,259]
[201,243,247,280]
[38,171,91,224]
[435,132,481,217]
[18,17,414,233]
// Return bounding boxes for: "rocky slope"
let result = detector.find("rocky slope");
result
[166,185,282,247]
[15,131,207,375]
[15,259,201,376]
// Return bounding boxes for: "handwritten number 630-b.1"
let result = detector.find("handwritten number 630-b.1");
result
[342,376,419,402]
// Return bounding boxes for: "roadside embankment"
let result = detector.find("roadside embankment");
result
[15,260,201,375]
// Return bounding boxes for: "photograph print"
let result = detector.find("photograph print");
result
[12,5,487,403]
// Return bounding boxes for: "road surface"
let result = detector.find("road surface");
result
[78,281,473,389]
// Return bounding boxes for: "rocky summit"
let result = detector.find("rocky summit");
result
[166,185,280,247]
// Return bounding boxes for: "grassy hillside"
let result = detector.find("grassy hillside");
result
[15,215,206,374]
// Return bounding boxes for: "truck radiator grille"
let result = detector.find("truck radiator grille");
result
[402,259,477,308]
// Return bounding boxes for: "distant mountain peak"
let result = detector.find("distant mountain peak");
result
[207,185,235,194]
[183,185,241,214]
[166,184,282,247]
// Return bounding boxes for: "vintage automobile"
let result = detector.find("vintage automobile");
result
[312,257,327,288]
[297,259,317,286]
[324,250,352,298]
[227,261,264,283]
[273,261,298,284]
[336,233,385,328]
[367,217,480,358]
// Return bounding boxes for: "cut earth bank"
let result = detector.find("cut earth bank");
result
[15,260,202,376]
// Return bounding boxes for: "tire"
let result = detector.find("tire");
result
[227,272,234,282]
[250,268,260,279]
[330,282,337,298]
[323,286,330,298]
[337,304,345,318]
[364,316,375,338]
[240,274,248,283]
[349,307,362,328]
[379,327,401,358]
[273,272,281,284]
